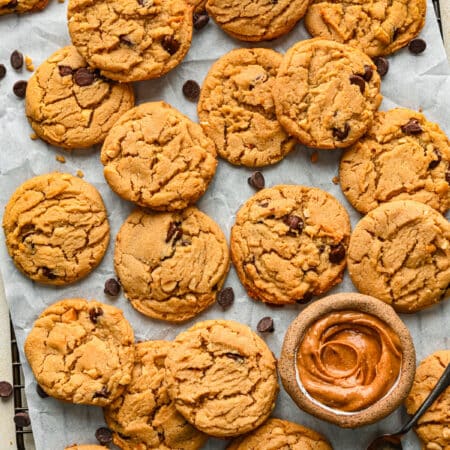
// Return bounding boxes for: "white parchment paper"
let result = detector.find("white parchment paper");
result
[1,1,450,449]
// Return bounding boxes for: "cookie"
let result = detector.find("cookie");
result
[198,48,296,167]
[405,350,450,450]
[305,0,426,57]
[340,108,450,215]
[227,418,332,450]
[0,0,49,15]
[68,0,193,82]
[101,101,217,210]
[165,320,279,437]
[104,341,207,450]
[206,0,309,41]
[230,185,351,305]
[273,38,382,149]
[114,207,230,322]
[24,298,135,406]
[3,172,110,285]
[348,200,450,313]
[26,46,135,149]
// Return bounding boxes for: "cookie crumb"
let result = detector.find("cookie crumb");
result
[30,133,38,140]
[56,155,66,163]
[76,170,84,178]
[310,151,319,163]
[332,176,339,185]
[25,56,34,72]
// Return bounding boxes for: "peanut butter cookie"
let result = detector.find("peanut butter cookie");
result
[405,350,450,450]
[101,102,217,211]
[114,207,230,322]
[230,185,351,304]
[165,320,279,437]
[0,0,49,15]
[198,48,296,167]
[227,418,332,450]
[26,46,135,149]
[340,108,450,215]
[68,0,193,82]
[3,172,110,285]
[273,38,382,149]
[348,200,450,313]
[305,0,426,57]
[206,0,309,41]
[25,299,135,406]
[104,341,207,450]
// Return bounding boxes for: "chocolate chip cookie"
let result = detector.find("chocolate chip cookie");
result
[3,172,110,285]
[273,38,382,149]
[26,46,134,149]
[198,48,296,167]
[114,207,230,322]
[24,298,135,406]
[0,0,49,15]
[348,200,450,313]
[340,108,450,214]
[68,0,193,82]
[305,0,427,57]
[165,320,279,437]
[231,185,351,304]
[101,101,217,210]
[104,341,207,450]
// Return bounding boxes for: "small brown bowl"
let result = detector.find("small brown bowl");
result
[279,292,416,428]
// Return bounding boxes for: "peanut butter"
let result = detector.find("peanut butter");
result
[297,310,402,412]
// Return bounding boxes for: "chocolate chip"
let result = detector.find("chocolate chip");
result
[166,222,182,242]
[161,36,180,55]
[93,386,109,399]
[297,291,314,304]
[225,352,244,362]
[193,12,209,30]
[10,50,23,70]
[58,65,73,77]
[271,0,278,3]
[7,0,18,7]
[104,278,121,296]
[13,80,27,98]
[89,307,103,324]
[329,243,346,264]
[0,381,13,398]
[248,171,265,190]
[401,118,423,135]
[428,149,442,169]
[217,287,234,309]
[120,35,134,46]
[14,412,30,428]
[182,79,200,101]
[36,384,49,398]
[74,68,95,86]
[95,426,113,445]
[41,266,56,279]
[373,56,389,77]
[362,65,373,82]
[446,168,450,184]
[408,38,426,54]
[0,64,6,80]
[283,214,304,233]
[349,74,366,94]
[257,317,274,333]
[332,123,350,141]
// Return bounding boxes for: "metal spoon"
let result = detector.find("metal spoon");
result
[367,362,450,450]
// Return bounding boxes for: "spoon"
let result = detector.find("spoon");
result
[367,362,450,450]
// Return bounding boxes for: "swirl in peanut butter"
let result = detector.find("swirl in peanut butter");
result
[297,311,402,412]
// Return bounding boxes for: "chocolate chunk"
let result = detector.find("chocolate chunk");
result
[0,64,6,80]
[166,222,182,242]
[89,307,104,324]
[36,384,49,398]
[93,386,109,399]
[182,79,200,101]
[0,381,13,398]
[401,118,423,135]
[257,317,274,333]
[41,266,56,279]
[95,426,113,445]
[104,278,121,296]
[408,38,426,54]
[332,123,350,141]
[283,214,304,233]
[193,12,209,30]
[7,0,18,7]
[120,35,134,46]
[428,149,442,169]
[271,0,278,3]
[329,243,346,264]
[248,171,265,190]
[217,286,234,309]
[74,68,95,86]
[225,352,244,362]
[297,291,314,304]
[10,50,23,70]
[161,36,180,55]
[13,80,27,98]
[446,168,450,184]
[349,74,366,94]
[373,56,389,77]
[14,412,30,428]
[362,65,373,82]
[58,65,73,77]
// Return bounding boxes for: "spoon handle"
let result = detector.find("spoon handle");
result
[399,363,450,435]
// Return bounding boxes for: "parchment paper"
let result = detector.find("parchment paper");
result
[0,1,449,449]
